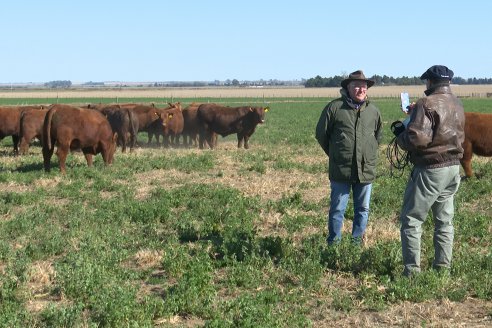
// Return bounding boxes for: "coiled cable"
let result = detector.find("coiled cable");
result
[386,136,410,177]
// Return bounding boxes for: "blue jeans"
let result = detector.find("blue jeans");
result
[327,181,372,244]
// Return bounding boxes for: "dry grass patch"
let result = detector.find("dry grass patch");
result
[24,260,61,313]
[132,249,163,270]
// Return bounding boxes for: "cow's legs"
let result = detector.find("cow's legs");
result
[56,144,69,174]
[237,134,244,148]
[206,131,216,149]
[42,141,55,172]
[84,153,93,167]
[461,141,473,177]
[12,135,20,156]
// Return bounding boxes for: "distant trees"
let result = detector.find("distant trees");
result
[304,75,492,87]
[44,80,72,88]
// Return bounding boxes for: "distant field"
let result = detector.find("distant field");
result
[1,85,492,100]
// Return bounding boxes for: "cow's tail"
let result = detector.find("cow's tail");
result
[43,107,57,151]
[127,108,138,148]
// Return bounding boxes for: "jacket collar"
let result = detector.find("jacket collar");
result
[340,88,368,110]
[424,83,452,96]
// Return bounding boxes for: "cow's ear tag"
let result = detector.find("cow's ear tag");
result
[264,106,270,112]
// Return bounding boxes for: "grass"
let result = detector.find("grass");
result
[0,97,491,327]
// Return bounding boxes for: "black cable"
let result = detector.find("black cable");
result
[386,136,410,177]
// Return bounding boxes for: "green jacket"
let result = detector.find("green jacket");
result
[315,89,382,183]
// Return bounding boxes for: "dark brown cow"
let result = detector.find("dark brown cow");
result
[182,103,201,147]
[99,105,139,152]
[159,102,184,147]
[461,112,492,178]
[19,108,49,154]
[197,104,269,149]
[0,105,45,155]
[42,104,116,173]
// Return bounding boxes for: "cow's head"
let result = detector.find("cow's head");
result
[161,112,174,127]
[249,106,269,124]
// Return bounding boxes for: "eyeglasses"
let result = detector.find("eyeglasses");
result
[352,86,368,91]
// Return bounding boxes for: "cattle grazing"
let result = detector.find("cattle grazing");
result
[42,104,117,173]
[197,104,269,149]
[19,108,49,154]
[461,112,492,178]
[159,102,184,147]
[99,105,139,152]
[0,105,45,155]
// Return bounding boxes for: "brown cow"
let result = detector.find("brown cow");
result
[0,105,45,155]
[19,108,49,154]
[159,102,184,147]
[182,103,201,147]
[130,104,168,145]
[42,104,117,173]
[461,112,492,178]
[99,105,139,152]
[197,104,269,149]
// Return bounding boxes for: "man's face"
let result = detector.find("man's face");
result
[348,81,368,102]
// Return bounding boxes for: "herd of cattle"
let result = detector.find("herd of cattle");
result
[0,103,269,173]
[0,102,490,177]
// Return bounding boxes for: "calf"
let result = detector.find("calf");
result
[461,112,492,178]
[197,104,269,149]
[42,104,116,173]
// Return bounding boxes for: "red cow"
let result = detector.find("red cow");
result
[159,102,184,147]
[182,103,201,147]
[19,108,49,154]
[197,104,269,149]
[130,104,168,145]
[461,112,492,178]
[42,104,117,173]
[0,105,45,155]
[99,105,139,152]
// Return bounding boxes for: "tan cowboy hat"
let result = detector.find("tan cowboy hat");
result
[341,70,375,89]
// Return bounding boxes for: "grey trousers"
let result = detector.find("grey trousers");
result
[400,165,461,276]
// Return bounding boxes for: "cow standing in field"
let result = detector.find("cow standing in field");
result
[182,103,205,147]
[197,104,269,149]
[19,108,49,154]
[99,105,139,152]
[0,105,45,155]
[42,104,117,173]
[130,104,170,145]
[159,102,184,147]
[182,103,218,148]
[461,112,492,178]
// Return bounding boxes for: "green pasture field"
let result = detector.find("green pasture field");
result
[0,97,491,327]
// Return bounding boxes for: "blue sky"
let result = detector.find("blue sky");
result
[1,1,491,83]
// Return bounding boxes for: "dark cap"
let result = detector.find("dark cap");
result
[420,65,454,81]
[341,70,375,89]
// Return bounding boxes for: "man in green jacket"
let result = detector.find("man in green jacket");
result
[316,70,383,244]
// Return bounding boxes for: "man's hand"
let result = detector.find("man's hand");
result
[391,121,405,136]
